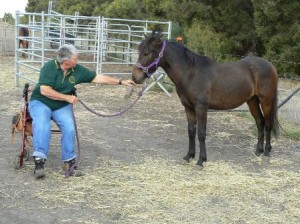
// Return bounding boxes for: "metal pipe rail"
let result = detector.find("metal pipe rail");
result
[15,11,172,86]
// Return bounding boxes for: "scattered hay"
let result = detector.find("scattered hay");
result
[32,157,300,224]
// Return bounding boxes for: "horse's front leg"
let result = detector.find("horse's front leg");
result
[183,108,197,162]
[195,106,208,166]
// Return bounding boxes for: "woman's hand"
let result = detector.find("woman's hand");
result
[67,95,78,104]
[121,79,135,86]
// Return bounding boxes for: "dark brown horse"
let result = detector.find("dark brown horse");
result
[132,31,279,167]
[18,27,29,57]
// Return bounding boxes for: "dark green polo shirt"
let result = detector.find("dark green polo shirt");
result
[30,59,96,110]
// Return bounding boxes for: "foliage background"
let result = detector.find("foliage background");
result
[2,0,300,77]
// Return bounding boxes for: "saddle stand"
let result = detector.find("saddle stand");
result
[143,70,172,97]
[13,84,61,168]
[11,84,32,168]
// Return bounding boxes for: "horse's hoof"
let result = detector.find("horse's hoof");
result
[178,159,189,165]
[263,151,270,157]
[183,154,193,162]
[196,159,204,166]
[255,150,262,156]
[194,165,204,171]
[182,157,190,163]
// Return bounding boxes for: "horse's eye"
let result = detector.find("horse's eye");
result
[143,52,150,56]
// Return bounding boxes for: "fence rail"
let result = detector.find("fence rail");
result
[14,11,171,86]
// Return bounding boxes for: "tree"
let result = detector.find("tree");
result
[200,0,257,57]
[3,13,15,24]
[103,0,142,19]
[253,0,300,76]
[186,19,229,61]
[54,0,98,16]
[26,0,49,14]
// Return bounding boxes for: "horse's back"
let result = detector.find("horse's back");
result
[203,56,277,110]
[240,56,277,80]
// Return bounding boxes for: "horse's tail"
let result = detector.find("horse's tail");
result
[271,70,280,137]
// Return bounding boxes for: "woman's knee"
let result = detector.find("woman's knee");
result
[59,118,75,133]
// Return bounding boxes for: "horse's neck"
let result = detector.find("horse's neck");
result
[161,45,188,85]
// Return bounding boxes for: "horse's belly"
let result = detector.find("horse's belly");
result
[209,101,244,110]
[208,81,253,110]
[209,96,249,110]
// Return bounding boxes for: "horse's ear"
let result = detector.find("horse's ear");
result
[152,31,164,44]
[152,30,162,39]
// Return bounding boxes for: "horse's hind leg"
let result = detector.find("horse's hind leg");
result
[247,96,265,156]
[183,107,197,162]
[260,101,275,156]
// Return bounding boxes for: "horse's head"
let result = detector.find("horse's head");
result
[132,30,165,84]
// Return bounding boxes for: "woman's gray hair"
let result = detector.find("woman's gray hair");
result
[57,44,78,63]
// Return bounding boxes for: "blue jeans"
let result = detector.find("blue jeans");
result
[29,100,76,161]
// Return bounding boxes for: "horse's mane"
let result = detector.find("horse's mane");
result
[168,41,214,69]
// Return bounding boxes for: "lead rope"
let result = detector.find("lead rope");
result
[64,85,146,178]
[77,85,146,117]
[65,104,81,178]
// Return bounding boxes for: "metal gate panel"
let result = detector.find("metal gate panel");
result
[15,11,171,86]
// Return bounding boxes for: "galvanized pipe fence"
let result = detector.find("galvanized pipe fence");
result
[14,11,172,87]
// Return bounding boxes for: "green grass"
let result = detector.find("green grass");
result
[237,111,300,141]
[281,126,300,141]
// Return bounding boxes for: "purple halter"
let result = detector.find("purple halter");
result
[135,41,166,78]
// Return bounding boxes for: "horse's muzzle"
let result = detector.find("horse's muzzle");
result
[132,67,146,84]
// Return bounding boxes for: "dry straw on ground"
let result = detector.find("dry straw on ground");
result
[20,157,298,224]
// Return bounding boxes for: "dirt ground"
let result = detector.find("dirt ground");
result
[1,55,300,224]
